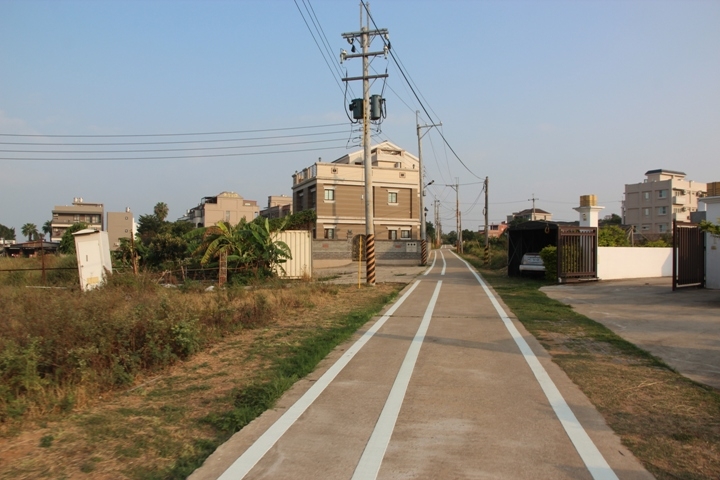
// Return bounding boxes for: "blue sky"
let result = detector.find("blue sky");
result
[1,0,719,237]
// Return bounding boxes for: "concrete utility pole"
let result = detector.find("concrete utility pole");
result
[416,111,441,265]
[484,176,489,265]
[341,4,388,285]
[450,179,462,253]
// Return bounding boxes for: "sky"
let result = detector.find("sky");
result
[1,0,719,238]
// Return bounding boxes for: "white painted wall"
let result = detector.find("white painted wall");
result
[597,247,672,280]
[707,233,720,289]
[702,197,720,289]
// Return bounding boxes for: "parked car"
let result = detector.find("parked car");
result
[519,252,545,273]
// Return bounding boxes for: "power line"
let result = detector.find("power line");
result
[361,1,482,181]
[0,144,347,161]
[0,122,347,138]
[0,136,349,154]
[0,129,349,146]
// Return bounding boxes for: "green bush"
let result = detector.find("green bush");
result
[539,246,557,282]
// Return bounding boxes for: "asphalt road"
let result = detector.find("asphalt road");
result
[190,249,653,480]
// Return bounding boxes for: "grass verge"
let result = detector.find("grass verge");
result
[464,256,720,480]
[0,281,401,479]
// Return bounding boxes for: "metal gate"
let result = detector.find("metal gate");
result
[557,226,597,283]
[673,221,705,290]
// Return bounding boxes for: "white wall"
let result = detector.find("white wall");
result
[597,247,672,280]
[707,233,720,289]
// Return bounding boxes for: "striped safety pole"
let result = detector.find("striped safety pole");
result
[365,234,376,285]
[421,239,428,266]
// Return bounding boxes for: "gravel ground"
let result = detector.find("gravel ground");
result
[313,262,428,284]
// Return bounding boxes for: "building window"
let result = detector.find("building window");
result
[643,208,650,217]
[388,230,397,240]
[225,211,231,222]
[658,189,668,199]
[657,206,667,215]
[388,192,398,204]
[324,228,335,239]
[643,192,650,201]
[658,224,667,233]
[401,230,410,239]
[324,189,335,201]
[308,188,316,209]
[73,214,80,222]
[641,225,650,231]
[93,215,100,224]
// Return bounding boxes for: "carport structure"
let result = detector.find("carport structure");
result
[507,221,598,282]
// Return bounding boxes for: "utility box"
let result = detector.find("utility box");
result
[73,229,113,291]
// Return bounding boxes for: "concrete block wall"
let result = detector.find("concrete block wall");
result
[312,239,421,266]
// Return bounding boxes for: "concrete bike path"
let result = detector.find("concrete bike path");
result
[190,250,653,480]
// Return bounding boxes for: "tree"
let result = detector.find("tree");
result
[42,220,52,240]
[137,214,165,245]
[21,223,39,241]
[0,223,15,241]
[600,213,622,226]
[425,221,435,242]
[58,222,88,254]
[598,225,629,247]
[700,220,720,236]
[146,233,188,268]
[444,230,457,246]
[153,202,169,222]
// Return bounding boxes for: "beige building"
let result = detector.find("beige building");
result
[51,198,103,242]
[623,169,707,234]
[507,208,552,223]
[260,195,293,219]
[180,191,259,228]
[107,209,136,251]
[292,141,421,240]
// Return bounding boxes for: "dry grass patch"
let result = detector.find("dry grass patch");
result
[0,281,401,479]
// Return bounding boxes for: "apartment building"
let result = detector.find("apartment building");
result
[51,198,103,242]
[259,195,293,219]
[479,222,509,239]
[623,169,707,234]
[107,209,136,251]
[291,141,421,240]
[180,191,259,228]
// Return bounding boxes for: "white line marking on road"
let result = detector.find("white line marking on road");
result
[440,250,446,276]
[217,280,423,480]
[352,281,443,480]
[452,252,619,480]
[423,250,437,276]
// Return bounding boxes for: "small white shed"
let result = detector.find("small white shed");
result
[73,229,113,291]
[700,197,720,289]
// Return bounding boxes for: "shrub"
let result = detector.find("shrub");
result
[539,246,557,282]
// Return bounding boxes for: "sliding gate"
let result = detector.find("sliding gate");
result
[557,226,598,283]
[673,221,705,290]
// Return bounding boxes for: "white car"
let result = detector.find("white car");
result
[519,253,545,272]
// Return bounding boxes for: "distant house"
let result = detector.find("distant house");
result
[107,209,136,251]
[179,191,259,228]
[291,141,420,240]
[259,195,293,219]
[51,198,104,242]
[507,208,552,223]
[479,222,508,238]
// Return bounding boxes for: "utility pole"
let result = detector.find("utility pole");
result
[484,176,489,265]
[435,198,440,248]
[529,193,538,220]
[341,4,388,285]
[450,179,462,253]
[416,111,441,265]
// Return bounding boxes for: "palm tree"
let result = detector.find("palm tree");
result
[197,220,247,266]
[153,202,169,222]
[42,220,52,241]
[21,223,39,241]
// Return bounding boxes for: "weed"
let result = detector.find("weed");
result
[39,434,54,447]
